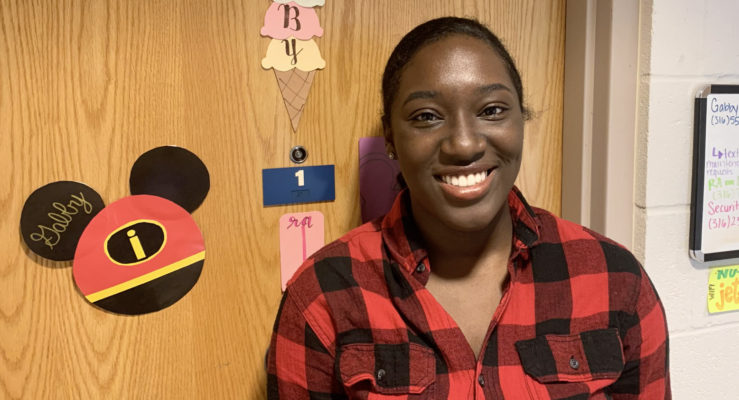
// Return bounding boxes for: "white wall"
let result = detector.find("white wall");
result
[635,0,739,397]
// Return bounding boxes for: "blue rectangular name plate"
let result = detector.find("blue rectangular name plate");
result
[262,165,335,206]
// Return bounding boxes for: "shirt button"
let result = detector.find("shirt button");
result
[569,357,580,370]
[478,374,485,387]
[415,263,426,273]
[376,368,386,382]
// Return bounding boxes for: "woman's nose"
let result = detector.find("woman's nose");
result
[440,116,485,164]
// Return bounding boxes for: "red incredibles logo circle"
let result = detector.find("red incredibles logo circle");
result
[73,195,205,315]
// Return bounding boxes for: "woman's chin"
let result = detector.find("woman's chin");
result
[436,206,503,234]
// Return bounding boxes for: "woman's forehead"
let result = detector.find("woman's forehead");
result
[395,36,514,98]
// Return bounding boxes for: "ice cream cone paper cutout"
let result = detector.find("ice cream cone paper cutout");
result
[274,69,315,132]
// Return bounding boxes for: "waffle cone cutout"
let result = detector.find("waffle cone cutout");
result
[274,69,316,132]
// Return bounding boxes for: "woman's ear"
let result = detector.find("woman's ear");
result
[382,117,396,159]
[383,136,396,160]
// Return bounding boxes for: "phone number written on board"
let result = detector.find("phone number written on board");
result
[707,200,739,230]
[711,98,739,126]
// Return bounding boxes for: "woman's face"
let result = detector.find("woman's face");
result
[387,34,524,232]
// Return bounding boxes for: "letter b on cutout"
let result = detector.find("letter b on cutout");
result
[279,4,301,31]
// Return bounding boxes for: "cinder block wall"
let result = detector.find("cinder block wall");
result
[635,0,739,396]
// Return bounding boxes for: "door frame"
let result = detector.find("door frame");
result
[562,0,640,248]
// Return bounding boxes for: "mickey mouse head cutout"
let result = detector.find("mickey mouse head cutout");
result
[20,146,209,315]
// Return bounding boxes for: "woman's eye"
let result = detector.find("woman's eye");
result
[411,112,440,123]
[481,106,506,118]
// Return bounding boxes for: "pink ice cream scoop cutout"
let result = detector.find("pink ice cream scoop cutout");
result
[261,2,323,40]
[273,0,325,7]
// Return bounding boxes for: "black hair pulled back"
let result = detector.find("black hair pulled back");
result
[381,17,529,127]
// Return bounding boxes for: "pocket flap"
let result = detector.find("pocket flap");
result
[338,342,435,394]
[515,328,624,383]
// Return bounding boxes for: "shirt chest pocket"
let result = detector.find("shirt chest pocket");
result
[515,328,624,400]
[337,342,436,398]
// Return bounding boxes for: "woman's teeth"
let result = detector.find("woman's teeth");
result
[441,171,487,187]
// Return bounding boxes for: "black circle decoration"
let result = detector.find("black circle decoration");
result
[20,181,105,261]
[129,146,210,213]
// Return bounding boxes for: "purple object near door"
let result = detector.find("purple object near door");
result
[358,137,402,223]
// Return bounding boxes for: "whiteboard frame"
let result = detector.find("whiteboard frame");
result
[689,84,739,265]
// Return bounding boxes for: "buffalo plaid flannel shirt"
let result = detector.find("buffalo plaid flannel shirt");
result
[267,188,670,399]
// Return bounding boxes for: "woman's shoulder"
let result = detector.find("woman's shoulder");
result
[529,206,644,277]
[525,207,659,325]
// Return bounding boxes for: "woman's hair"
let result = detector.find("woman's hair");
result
[381,17,529,126]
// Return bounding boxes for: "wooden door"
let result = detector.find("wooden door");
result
[0,1,563,398]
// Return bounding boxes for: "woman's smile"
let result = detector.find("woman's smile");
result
[436,167,495,201]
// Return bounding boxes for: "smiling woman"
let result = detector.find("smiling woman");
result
[267,17,671,399]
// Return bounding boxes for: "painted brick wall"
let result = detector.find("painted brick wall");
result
[635,0,739,396]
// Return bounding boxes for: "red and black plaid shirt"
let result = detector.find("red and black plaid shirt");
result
[267,188,670,399]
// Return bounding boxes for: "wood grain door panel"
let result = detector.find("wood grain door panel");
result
[0,1,563,398]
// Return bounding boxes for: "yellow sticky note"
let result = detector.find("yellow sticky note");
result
[707,265,739,313]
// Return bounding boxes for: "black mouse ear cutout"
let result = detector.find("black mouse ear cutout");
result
[129,146,210,213]
[20,181,105,262]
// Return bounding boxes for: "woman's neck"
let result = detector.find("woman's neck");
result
[412,203,513,280]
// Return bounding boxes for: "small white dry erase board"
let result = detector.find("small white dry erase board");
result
[690,85,739,264]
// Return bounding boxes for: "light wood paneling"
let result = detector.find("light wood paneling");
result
[0,1,563,398]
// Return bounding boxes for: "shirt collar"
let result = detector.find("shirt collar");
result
[508,186,541,251]
[380,186,541,275]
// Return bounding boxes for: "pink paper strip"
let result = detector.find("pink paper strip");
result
[279,211,324,291]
